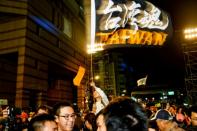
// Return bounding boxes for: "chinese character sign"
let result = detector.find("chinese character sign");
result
[94,0,172,49]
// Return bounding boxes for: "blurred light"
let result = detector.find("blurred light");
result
[163,96,167,99]
[88,0,96,54]
[184,27,197,39]
[122,90,126,93]
[94,75,100,80]
[29,15,57,35]
[87,43,104,54]
[120,63,127,69]
[183,103,188,106]
[131,97,137,101]
[168,91,174,95]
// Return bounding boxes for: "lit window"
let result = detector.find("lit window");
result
[63,16,72,38]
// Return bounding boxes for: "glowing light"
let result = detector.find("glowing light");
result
[87,43,104,54]
[95,75,100,80]
[87,0,96,54]
[97,0,169,32]
[29,15,57,35]
[184,27,197,39]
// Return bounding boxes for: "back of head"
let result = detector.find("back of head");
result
[28,114,56,131]
[36,105,52,115]
[84,113,96,125]
[84,113,97,130]
[103,96,148,131]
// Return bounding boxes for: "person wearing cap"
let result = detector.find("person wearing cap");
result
[149,109,177,131]
[90,81,109,115]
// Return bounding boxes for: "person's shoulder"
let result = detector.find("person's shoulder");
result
[186,125,197,131]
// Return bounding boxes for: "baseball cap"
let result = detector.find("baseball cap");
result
[151,109,173,121]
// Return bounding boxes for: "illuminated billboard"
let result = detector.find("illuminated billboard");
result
[88,0,172,53]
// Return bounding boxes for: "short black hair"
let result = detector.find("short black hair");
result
[36,105,52,114]
[103,96,148,131]
[53,102,73,116]
[84,113,97,131]
[28,114,56,131]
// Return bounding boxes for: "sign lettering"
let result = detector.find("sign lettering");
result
[97,0,169,32]
[96,29,168,45]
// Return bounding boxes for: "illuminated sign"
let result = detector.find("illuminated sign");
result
[0,99,8,105]
[89,0,172,53]
[168,91,174,95]
[96,0,169,32]
[96,29,167,45]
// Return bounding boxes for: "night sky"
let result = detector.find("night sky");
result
[149,0,197,29]
[137,0,197,89]
[144,0,197,89]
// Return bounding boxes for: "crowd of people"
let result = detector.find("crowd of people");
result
[0,83,197,131]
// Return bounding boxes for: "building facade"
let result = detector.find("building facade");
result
[0,0,89,109]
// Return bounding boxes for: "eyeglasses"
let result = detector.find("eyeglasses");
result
[59,113,76,120]
[191,118,197,121]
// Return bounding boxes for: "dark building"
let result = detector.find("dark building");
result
[0,0,89,109]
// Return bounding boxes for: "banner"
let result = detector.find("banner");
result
[73,66,85,86]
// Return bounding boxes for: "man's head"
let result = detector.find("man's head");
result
[151,109,173,130]
[102,96,148,131]
[96,109,107,131]
[151,109,173,121]
[189,105,197,126]
[53,102,76,131]
[28,114,57,131]
[36,105,51,116]
[84,113,96,130]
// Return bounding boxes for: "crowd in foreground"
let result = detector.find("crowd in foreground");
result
[0,81,197,131]
[0,96,197,131]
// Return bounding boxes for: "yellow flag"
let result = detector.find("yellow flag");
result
[73,66,85,86]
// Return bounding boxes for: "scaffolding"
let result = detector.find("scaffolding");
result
[182,42,197,104]
[92,52,116,96]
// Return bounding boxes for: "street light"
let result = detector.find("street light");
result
[87,43,104,54]
[94,75,100,80]
[184,27,197,39]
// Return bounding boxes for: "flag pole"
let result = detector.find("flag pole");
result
[90,0,96,81]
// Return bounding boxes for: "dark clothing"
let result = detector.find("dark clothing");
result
[186,126,197,131]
